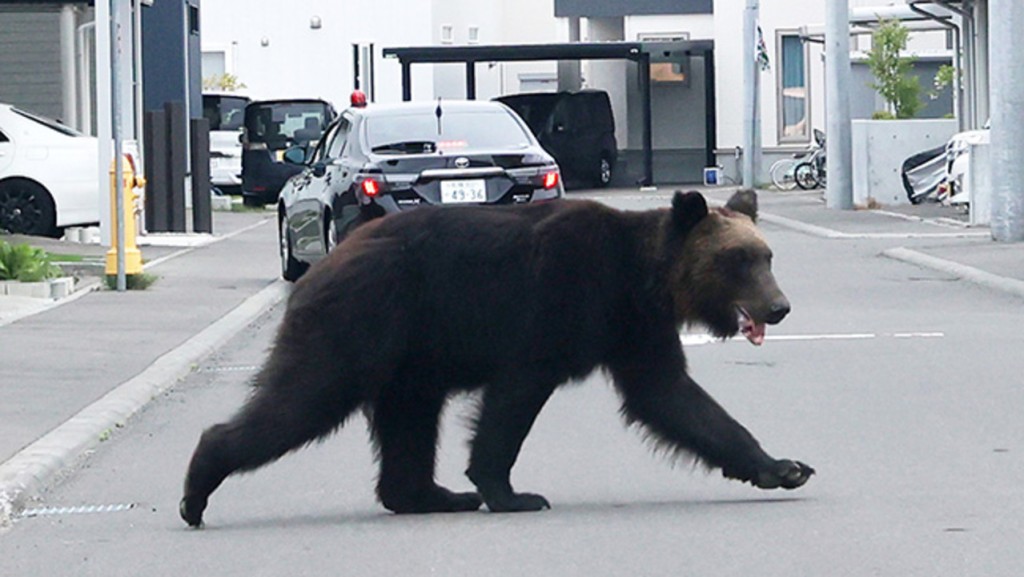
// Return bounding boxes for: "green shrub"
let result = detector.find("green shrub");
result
[104,272,157,290]
[0,241,64,282]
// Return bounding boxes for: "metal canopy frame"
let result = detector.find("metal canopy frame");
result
[383,40,716,186]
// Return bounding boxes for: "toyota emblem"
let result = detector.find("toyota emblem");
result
[455,157,470,169]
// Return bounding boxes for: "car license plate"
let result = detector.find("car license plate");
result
[440,179,487,204]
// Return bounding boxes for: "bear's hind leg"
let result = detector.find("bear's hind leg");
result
[465,379,557,512]
[372,384,482,514]
[180,360,364,527]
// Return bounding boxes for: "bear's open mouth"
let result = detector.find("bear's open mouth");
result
[737,306,766,346]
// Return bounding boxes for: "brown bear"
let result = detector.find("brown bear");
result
[180,189,813,527]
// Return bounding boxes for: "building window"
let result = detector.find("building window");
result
[440,24,454,44]
[468,25,479,44]
[777,31,809,142]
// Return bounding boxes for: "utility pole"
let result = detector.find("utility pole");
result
[825,0,853,209]
[112,0,126,291]
[742,0,760,188]
[990,0,1024,241]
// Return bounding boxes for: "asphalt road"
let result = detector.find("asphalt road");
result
[1,193,1021,576]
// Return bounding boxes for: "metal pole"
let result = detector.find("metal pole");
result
[989,0,1024,241]
[111,0,126,291]
[825,0,853,209]
[742,0,757,187]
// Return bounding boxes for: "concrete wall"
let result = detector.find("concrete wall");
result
[851,118,957,206]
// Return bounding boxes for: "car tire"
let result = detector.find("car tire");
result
[324,214,339,255]
[279,216,307,282]
[0,179,58,237]
[595,154,613,188]
[243,195,265,208]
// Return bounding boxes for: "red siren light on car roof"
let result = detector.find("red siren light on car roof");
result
[543,171,559,190]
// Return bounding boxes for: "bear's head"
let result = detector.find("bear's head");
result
[665,189,790,346]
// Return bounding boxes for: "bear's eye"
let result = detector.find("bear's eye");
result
[717,248,753,274]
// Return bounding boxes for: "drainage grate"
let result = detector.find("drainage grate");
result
[18,503,136,518]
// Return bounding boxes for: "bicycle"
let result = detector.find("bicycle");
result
[794,129,827,190]
[769,128,826,190]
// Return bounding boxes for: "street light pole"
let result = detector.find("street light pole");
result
[742,0,759,188]
[825,0,853,209]
[990,0,1024,241]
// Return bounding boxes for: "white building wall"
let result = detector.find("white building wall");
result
[200,0,435,105]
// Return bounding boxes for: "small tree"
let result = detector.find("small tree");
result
[866,19,923,119]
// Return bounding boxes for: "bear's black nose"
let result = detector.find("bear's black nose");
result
[765,302,791,325]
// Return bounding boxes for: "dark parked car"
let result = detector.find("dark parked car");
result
[241,98,336,206]
[277,99,564,281]
[494,89,617,188]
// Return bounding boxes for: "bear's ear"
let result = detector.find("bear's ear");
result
[725,188,759,222]
[671,190,709,234]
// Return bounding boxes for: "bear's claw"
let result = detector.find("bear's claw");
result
[754,459,815,490]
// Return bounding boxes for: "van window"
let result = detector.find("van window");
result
[245,101,333,151]
[203,94,249,131]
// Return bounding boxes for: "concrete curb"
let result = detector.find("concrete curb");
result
[0,280,288,528]
[882,247,1024,300]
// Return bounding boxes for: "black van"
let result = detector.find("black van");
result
[241,98,336,206]
[494,89,617,188]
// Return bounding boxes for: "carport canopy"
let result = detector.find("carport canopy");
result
[383,40,716,186]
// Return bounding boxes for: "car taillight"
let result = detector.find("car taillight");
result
[542,171,559,190]
[361,178,381,197]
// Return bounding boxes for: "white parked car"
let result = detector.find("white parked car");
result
[202,92,250,194]
[0,103,99,237]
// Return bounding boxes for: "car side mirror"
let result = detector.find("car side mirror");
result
[283,146,307,165]
[312,162,327,178]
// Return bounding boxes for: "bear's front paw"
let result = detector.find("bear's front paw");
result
[754,459,815,490]
[179,496,207,528]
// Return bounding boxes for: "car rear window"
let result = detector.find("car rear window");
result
[244,101,333,149]
[365,109,532,153]
[12,107,84,137]
[203,95,249,131]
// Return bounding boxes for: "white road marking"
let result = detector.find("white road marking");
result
[681,331,944,346]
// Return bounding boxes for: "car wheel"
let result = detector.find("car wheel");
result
[243,195,265,208]
[279,216,307,282]
[0,179,58,237]
[595,155,613,188]
[324,214,339,255]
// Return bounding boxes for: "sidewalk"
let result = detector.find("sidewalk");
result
[1,187,1022,525]
[0,208,286,524]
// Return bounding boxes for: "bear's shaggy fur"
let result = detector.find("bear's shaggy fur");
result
[180,189,813,527]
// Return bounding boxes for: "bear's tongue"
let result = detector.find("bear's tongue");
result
[737,307,766,346]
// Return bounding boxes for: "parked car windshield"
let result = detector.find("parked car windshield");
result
[203,94,249,131]
[366,109,532,154]
[245,101,333,149]
[12,107,84,137]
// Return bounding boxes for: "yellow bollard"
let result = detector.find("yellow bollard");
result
[105,154,145,276]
